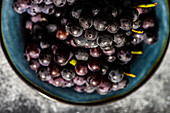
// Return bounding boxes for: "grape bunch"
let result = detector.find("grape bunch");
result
[13,0,158,95]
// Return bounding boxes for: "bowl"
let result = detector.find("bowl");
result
[0,0,169,105]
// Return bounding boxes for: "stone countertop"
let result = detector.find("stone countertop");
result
[1,43,170,113]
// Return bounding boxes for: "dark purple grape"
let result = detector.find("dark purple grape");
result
[37,68,51,81]
[75,62,88,76]
[56,26,69,40]
[91,6,101,16]
[44,0,53,4]
[117,49,132,63]
[84,84,96,93]
[51,42,64,55]
[46,24,57,33]
[75,49,89,61]
[72,6,82,19]
[125,30,132,36]
[97,78,112,95]
[53,77,65,87]
[118,76,129,89]
[120,16,132,31]
[40,39,51,49]
[32,24,43,41]
[42,4,55,15]
[142,17,155,29]
[87,73,101,87]
[73,76,86,85]
[97,34,114,51]
[93,14,108,31]
[114,31,126,48]
[132,19,142,29]
[54,51,72,66]
[65,23,83,37]
[111,7,118,18]
[61,67,76,81]
[31,0,43,4]
[103,48,115,56]
[29,60,40,71]
[38,49,53,66]
[62,80,74,87]
[88,58,101,72]
[131,33,146,45]
[31,14,44,23]
[101,65,109,75]
[132,8,139,21]
[112,83,120,91]
[84,28,98,40]
[74,85,86,92]
[107,20,119,34]
[73,35,87,47]
[108,69,124,83]
[105,55,116,63]
[24,53,30,62]
[79,13,93,29]
[26,43,41,59]
[25,20,33,31]
[13,1,28,14]
[55,8,62,18]
[67,0,76,5]
[144,29,158,45]
[90,47,102,58]
[85,39,98,48]
[27,3,42,15]
[53,0,66,7]
[48,62,61,77]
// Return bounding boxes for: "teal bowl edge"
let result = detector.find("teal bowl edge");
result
[0,0,170,106]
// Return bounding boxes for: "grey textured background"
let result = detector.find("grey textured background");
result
[0,42,170,113]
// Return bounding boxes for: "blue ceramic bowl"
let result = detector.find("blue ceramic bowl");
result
[0,0,169,105]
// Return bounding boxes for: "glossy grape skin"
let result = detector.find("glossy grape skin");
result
[105,55,116,63]
[44,0,53,4]
[84,84,96,93]
[27,3,42,15]
[97,78,112,95]
[132,19,142,29]
[29,60,40,71]
[66,23,83,37]
[84,28,99,41]
[37,68,51,81]
[87,73,101,87]
[25,20,33,31]
[100,65,109,75]
[42,4,55,15]
[112,83,120,91]
[62,80,74,88]
[103,48,115,56]
[108,69,124,83]
[53,0,67,7]
[13,1,27,14]
[75,49,89,61]
[79,13,93,29]
[74,85,86,93]
[97,34,114,51]
[120,16,132,31]
[93,14,108,31]
[90,47,102,58]
[53,77,65,87]
[107,19,119,34]
[31,0,43,4]
[61,67,76,81]
[48,62,61,77]
[56,26,69,40]
[40,39,51,49]
[118,76,129,89]
[46,24,57,33]
[85,39,98,49]
[73,35,87,47]
[131,33,146,45]
[75,62,88,76]
[26,43,41,59]
[72,6,82,19]
[88,58,101,72]
[114,31,126,48]
[91,6,101,16]
[73,76,86,85]
[144,29,158,45]
[117,49,132,63]
[142,17,155,29]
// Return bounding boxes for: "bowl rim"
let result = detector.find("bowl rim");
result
[0,0,170,106]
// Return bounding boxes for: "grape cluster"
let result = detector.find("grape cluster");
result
[13,0,158,95]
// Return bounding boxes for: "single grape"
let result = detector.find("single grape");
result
[75,49,89,61]
[48,62,61,77]
[90,47,102,58]
[26,43,41,59]
[38,49,53,66]
[61,67,76,81]
[108,69,124,83]
[93,14,108,31]
[37,68,51,81]
[72,6,82,19]
[117,49,132,63]
[53,0,67,7]
[120,16,132,31]
[53,77,65,87]
[84,28,98,40]
[75,62,88,76]
[42,4,55,15]
[97,78,112,95]
[73,76,86,85]
[114,31,126,48]
[79,13,93,29]
[29,59,40,71]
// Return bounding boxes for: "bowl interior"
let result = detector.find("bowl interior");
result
[1,0,169,104]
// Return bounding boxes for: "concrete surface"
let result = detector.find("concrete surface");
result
[1,42,170,113]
